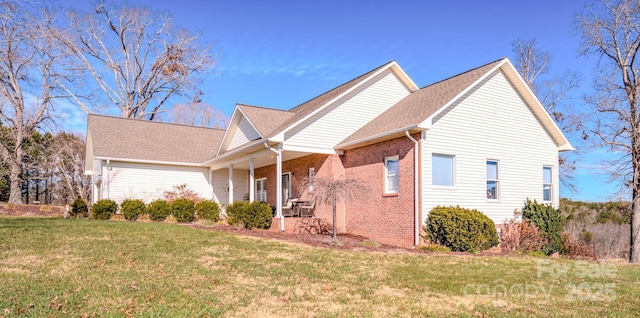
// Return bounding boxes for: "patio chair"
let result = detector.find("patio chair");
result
[299,197,316,217]
[282,199,294,217]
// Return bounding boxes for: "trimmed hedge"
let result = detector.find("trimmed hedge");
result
[195,200,220,222]
[171,198,195,223]
[226,201,272,229]
[148,199,171,221]
[70,198,88,218]
[121,199,146,221]
[522,199,563,255]
[91,199,118,220]
[424,206,499,252]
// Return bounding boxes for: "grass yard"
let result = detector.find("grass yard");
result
[1,217,639,317]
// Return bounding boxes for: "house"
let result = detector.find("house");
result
[85,58,573,247]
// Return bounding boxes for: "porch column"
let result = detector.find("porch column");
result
[228,164,234,204]
[276,150,283,220]
[249,158,255,202]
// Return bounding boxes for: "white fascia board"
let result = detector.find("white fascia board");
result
[203,139,271,166]
[282,144,344,155]
[389,62,420,92]
[93,156,202,167]
[424,59,508,125]
[278,62,397,137]
[335,125,426,150]
[208,147,274,171]
[216,105,264,157]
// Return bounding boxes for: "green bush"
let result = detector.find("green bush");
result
[522,199,563,255]
[225,201,273,229]
[91,199,118,220]
[171,198,195,223]
[70,198,88,218]
[147,199,171,221]
[195,200,220,222]
[424,206,499,252]
[121,199,146,221]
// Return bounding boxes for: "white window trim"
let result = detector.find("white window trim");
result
[486,159,500,202]
[255,177,267,203]
[308,167,315,192]
[543,165,553,202]
[431,153,456,188]
[384,155,399,194]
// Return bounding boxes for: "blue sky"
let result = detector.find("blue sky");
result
[57,0,616,202]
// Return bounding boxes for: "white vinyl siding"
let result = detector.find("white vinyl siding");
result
[101,161,212,203]
[212,168,249,204]
[229,116,261,150]
[422,70,560,225]
[284,69,412,149]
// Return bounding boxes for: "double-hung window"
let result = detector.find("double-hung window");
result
[384,156,399,194]
[432,154,455,187]
[256,178,267,202]
[308,167,315,192]
[486,160,499,200]
[543,166,553,202]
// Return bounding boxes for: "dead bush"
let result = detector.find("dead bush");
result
[500,217,547,254]
[562,233,596,260]
[163,184,203,203]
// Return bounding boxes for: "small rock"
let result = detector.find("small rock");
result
[551,252,560,258]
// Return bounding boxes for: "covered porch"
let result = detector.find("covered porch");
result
[204,141,345,232]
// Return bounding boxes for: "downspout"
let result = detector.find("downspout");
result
[405,131,420,247]
[265,142,284,232]
[106,159,111,200]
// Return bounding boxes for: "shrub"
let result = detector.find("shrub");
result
[91,199,118,220]
[121,199,146,221]
[70,198,88,218]
[500,216,547,254]
[163,183,203,203]
[424,206,499,252]
[522,199,563,255]
[562,233,596,260]
[171,198,195,223]
[225,201,273,229]
[195,200,220,222]
[147,199,172,221]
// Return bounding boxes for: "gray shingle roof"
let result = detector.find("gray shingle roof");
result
[338,58,504,147]
[88,114,225,164]
[236,104,294,137]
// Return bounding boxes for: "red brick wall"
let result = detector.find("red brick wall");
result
[342,133,421,247]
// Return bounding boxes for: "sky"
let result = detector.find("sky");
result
[56,0,615,202]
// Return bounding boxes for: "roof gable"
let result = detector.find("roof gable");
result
[87,114,225,164]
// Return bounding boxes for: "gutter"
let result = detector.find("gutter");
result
[405,131,420,247]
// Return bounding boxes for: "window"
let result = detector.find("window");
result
[486,160,499,200]
[432,154,454,186]
[384,156,399,193]
[282,173,292,203]
[543,166,553,201]
[308,167,315,192]
[255,178,267,202]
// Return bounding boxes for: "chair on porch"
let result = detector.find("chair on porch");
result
[282,199,295,217]
[299,197,316,217]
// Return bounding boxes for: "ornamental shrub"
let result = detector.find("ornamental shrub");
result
[424,206,499,252]
[91,199,118,220]
[121,199,146,221]
[225,201,272,229]
[70,197,88,218]
[147,199,171,221]
[195,200,220,222]
[522,199,563,255]
[171,198,195,223]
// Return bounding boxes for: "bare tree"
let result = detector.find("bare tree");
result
[576,0,640,262]
[50,132,91,203]
[170,101,229,128]
[512,38,581,193]
[0,2,60,203]
[50,3,214,120]
[312,176,367,240]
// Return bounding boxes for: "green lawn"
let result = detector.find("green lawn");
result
[1,217,639,317]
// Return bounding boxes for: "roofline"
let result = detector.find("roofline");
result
[86,113,226,132]
[204,138,273,166]
[215,105,265,156]
[93,156,203,167]
[274,61,419,138]
[335,125,427,150]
